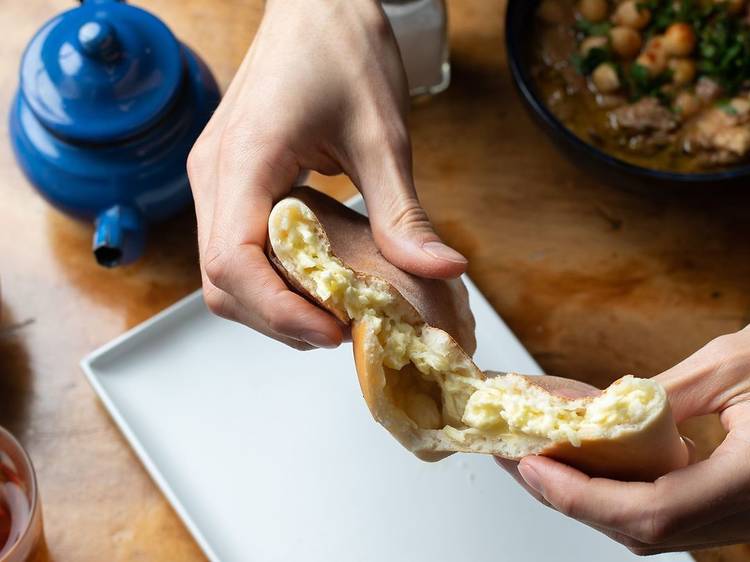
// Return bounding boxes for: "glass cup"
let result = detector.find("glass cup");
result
[382,0,451,96]
[0,427,47,562]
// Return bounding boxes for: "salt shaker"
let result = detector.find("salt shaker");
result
[382,0,450,96]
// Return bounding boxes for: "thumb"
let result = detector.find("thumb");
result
[353,148,468,279]
[655,329,750,423]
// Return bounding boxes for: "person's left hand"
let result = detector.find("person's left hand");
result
[496,327,750,555]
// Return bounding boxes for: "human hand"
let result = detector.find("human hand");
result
[497,326,750,555]
[187,0,467,350]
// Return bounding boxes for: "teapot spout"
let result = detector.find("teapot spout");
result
[93,205,146,267]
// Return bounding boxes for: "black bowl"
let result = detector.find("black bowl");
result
[505,0,750,192]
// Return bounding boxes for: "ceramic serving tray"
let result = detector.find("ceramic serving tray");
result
[81,196,691,562]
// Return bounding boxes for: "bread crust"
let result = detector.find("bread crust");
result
[539,404,687,481]
[267,186,476,353]
[268,188,688,480]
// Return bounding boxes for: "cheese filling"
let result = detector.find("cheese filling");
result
[270,200,663,447]
[459,374,661,447]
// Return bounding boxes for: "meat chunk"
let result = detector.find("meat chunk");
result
[609,97,678,133]
[714,127,750,155]
[684,98,750,166]
[695,77,722,104]
[537,23,586,95]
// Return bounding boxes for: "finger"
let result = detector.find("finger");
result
[625,509,750,554]
[201,280,315,351]
[517,445,748,545]
[495,456,704,553]
[655,329,750,423]
[509,449,748,553]
[495,456,642,548]
[494,457,551,507]
[352,141,467,280]
[206,244,345,348]
[204,143,346,348]
[629,540,747,557]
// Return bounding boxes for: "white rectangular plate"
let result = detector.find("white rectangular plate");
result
[82,196,690,562]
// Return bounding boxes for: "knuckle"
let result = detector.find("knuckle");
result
[704,332,750,374]
[365,5,393,41]
[264,291,309,339]
[387,197,432,232]
[187,136,211,183]
[553,491,580,519]
[203,285,231,319]
[265,302,293,336]
[204,244,231,290]
[633,506,675,545]
[706,333,740,358]
[216,126,295,195]
[217,127,250,174]
[648,515,676,545]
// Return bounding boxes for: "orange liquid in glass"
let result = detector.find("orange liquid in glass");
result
[0,453,32,559]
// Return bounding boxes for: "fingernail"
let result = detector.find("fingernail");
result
[300,331,338,349]
[518,462,543,494]
[422,241,468,264]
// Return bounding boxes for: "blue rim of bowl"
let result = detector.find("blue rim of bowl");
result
[505,0,750,185]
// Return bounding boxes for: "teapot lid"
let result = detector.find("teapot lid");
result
[19,0,184,143]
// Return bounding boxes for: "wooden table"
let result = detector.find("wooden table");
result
[1,1,748,560]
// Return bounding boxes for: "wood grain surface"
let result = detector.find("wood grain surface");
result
[0,0,748,560]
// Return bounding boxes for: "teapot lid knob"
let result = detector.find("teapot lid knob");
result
[18,0,184,143]
[77,20,121,61]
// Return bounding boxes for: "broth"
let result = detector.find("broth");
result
[531,0,750,173]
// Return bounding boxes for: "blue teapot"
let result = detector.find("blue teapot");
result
[10,0,220,266]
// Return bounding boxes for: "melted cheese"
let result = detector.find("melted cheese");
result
[461,375,660,447]
[270,199,662,447]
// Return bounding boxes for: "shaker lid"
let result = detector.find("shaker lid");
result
[19,0,184,143]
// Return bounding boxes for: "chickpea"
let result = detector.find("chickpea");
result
[669,58,697,86]
[696,76,723,102]
[674,92,702,118]
[592,63,621,93]
[664,23,696,56]
[729,97,750,117]
[537,0,566,24]
[580,35,609,56]
[612,0,651,29]
[578,0,609,22]
[636,36,669,76]
[610,26,642,58]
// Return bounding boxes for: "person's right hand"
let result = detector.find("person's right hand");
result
[187,0,467,350]
[497,326,750,555]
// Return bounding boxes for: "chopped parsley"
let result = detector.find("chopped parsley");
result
[697,8,750,94]
[628,63,673,102]
[572,47,612,75]
[573,0,750,100]
[575,18,612,37]
[637,0,703,33]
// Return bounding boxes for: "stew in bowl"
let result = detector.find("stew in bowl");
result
[530,0,750,174]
